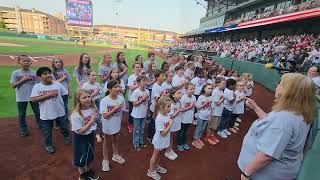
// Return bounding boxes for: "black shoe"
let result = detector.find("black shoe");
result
[20,130,29,137]
[140,144,147,148]
[87,169,99,180]
[79,172,90,180]
[45,145,56,154]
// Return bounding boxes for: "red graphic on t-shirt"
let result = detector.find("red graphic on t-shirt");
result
[164,122,169,129]
[88,89,95,95]
[39,89,58,96]
[185,102,192,108]
[202,101,212,108]
[84,115,91,125]
[107,105,121,117]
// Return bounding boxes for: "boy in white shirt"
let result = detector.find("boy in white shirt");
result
[172,65,187,94]
[231,81,246,131]
[127,63,143,133]
[131,75,150,150]
[31,67,70,154]
[147,70,166,142]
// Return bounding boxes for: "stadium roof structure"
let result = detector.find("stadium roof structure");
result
[182,7,320,38]
[94,25,179,35]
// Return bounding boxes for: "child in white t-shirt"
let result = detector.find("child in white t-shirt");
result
[147,96,173,180]
[82,70,102,143]
[165,87,182,160]
[184,61,194,81]
[10,55,40,137]
[146,62,157,92]
[178,83,196,151]
[161,71,173,96]
[99,53,114,87]
[172,65,187,94]
[207,68,218,88]
[192,84,213,149]
[131,75,150,151]
[127,63,143,133]
[191,67,207,99]
[103,68,126,97]
[245,74,254,97]
[31,67,70,154]
[231,81,246,131]
[207,77,226,143]
[148,70,166,142]
[71,89,99,180]
[217,79,237,139]
[100,80,126,172]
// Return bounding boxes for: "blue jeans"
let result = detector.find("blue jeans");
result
[219,108,232,131]
[128,101,133,125]
[17,101,41,132]
[193,118,208,140]
[94,99,101,132]
[62,95,69,121]
[133,118,145,147]
[41,116,69,146]
[177,123,190,145]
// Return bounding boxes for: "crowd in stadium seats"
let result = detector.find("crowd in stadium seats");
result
[169,33,320,72]
[224,0,320,27]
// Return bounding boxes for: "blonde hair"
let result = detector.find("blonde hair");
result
[101,52,112,66]
[73,89,97,118]
[158,96,172,110]
[272,73,316,124]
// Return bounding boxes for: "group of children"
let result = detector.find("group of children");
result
[10,52,254,180]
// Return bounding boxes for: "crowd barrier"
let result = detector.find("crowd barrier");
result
[169,49,319,179]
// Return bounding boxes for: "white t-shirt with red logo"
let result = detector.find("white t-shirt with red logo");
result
[127,74,138,102]
[131,88,150,118]
[82,82,101,101]
[211,88,224,116]
[31,81,67,120]
[172,74,186,94]
[100,95,125,135]
[150,82,163,112]
[180,94,196,124]
[161,81,172,96]
[71,108,97,135]
[191,77,207,95]
[169,101,181,132]
[196,95,213,120]
[152,113,171,149]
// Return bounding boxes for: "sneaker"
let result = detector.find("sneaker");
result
[236,118,242,123]
[210,135,220,143]
[45,145,56,154]
[223,129,231,136]
[128,124,133,133]
[235,122,240,127]
[164,150,177,160]
[64,137,71,145]
[177,145,185,152]
[147,170,161,180]
[20,130,29,137]
[182,144,190,150]
[112,154,125,164]
[155,165,167,174]
[171,150,178,158]
[229,128,238,134]
[192,140,202,149]
[101,160,110,172]
[234,126,240,131]
[198,139,204,147]
[79,172,90,180]
[204,136,217,145]
[87,169,99,180]
[217,131,228,139]
[140,144,148,148]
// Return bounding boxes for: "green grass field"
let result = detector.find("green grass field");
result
[0,36,164,118]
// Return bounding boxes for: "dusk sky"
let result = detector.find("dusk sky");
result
[0,0,206,33]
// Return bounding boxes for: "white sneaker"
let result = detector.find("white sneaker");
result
[165,150,177,160]
[171,150,178,158]
[235,122,240,127]
[147,170,161,180]
[236,118,242,123]
[217,131,228,138]
[155,165,167,174]
[223,129,231,136]
[102,160,110,172]
[112,154,125,164]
